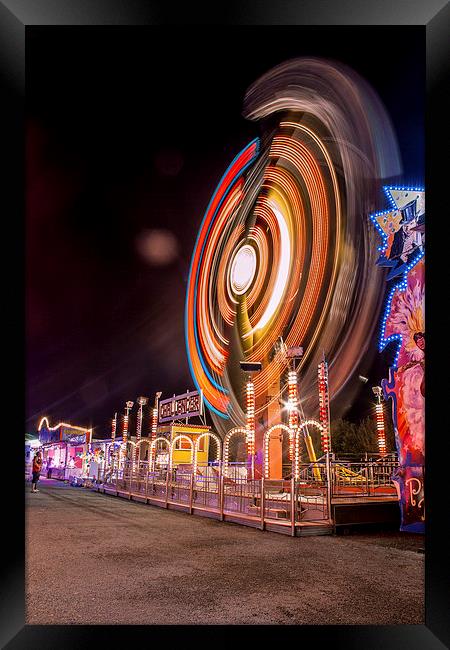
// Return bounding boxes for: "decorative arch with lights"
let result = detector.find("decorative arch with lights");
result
[263,424,292,478]
[169,435,194,469]
[223,428,248,468]
[149,437,170,470]
[193,432,222,474]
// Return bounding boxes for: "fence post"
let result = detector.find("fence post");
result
[189,472,194,514]
[219,466,224,520]
[165,468,169,508]
[144,463,149,504]
[217,460,224,521]
[128,463,132,500]
[290,477,295,536]
[325,452,332,522]
[115,465,119,496]
[260,477,265,531]
[369,462,374,497]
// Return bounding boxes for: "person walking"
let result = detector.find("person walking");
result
[31,450,43,493]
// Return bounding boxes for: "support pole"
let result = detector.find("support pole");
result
[121,401,134,469]
[290,477,295,536]
[288,369,298,462]
[128,462,132,500]
[260,476,265,530]
[318,354,331,453]
[165,468,169,508]
[189,473,194,514]
[246,378,255,479]
[325,451,332,521]
[134,396,148,469]
[369,462,374,497]
[219,466,224,520]
[64,442,69,481]
[375,393,387,456]
[145,464,149,504]
[150,391,162,469]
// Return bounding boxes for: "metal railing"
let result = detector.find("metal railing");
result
[93,454,400,533]
[223,476,262,518]
[193,463,220,510]
[95,460,332,533]
[330,457,399,497]
[296,461,329,521]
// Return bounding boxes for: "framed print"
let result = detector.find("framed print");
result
[1,1,448,648]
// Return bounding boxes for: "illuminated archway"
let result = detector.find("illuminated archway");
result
[149,437,170,470]
[122,440,135,466]
[223,427,247,469]
[133,438,151,465]
[263,424,292,478]
[169,435,194,470]
[193,432,222,474]
[294,420,325,479]
[136,437,150,456]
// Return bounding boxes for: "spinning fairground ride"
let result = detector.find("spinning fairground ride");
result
[185,58,402,480]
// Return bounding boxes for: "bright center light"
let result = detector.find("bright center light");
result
[230,244,257,295]
[248,199,291,334]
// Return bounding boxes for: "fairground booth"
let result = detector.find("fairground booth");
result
[37,417,92,480]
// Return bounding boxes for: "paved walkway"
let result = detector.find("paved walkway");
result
[26,479,424,625]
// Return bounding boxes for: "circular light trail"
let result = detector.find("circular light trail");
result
[230,244,257,296]
[185,58,401,434]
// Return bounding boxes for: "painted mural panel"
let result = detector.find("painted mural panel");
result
[371,188,425,533]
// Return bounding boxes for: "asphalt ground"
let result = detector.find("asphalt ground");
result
[25,478,424,625]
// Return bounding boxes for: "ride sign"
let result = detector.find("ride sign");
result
[61,426,91,445]
[158,390,203,423]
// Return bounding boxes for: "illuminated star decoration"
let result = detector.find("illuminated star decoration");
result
[370,186,425,367]
[370,186,425,281]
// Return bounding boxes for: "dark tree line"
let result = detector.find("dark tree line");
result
[328,415,396,455]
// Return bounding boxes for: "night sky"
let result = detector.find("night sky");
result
[26,26,424,437]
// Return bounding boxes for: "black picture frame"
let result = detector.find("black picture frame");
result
[1,1,448,648]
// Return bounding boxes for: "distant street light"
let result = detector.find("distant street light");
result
[134,397,149,466]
